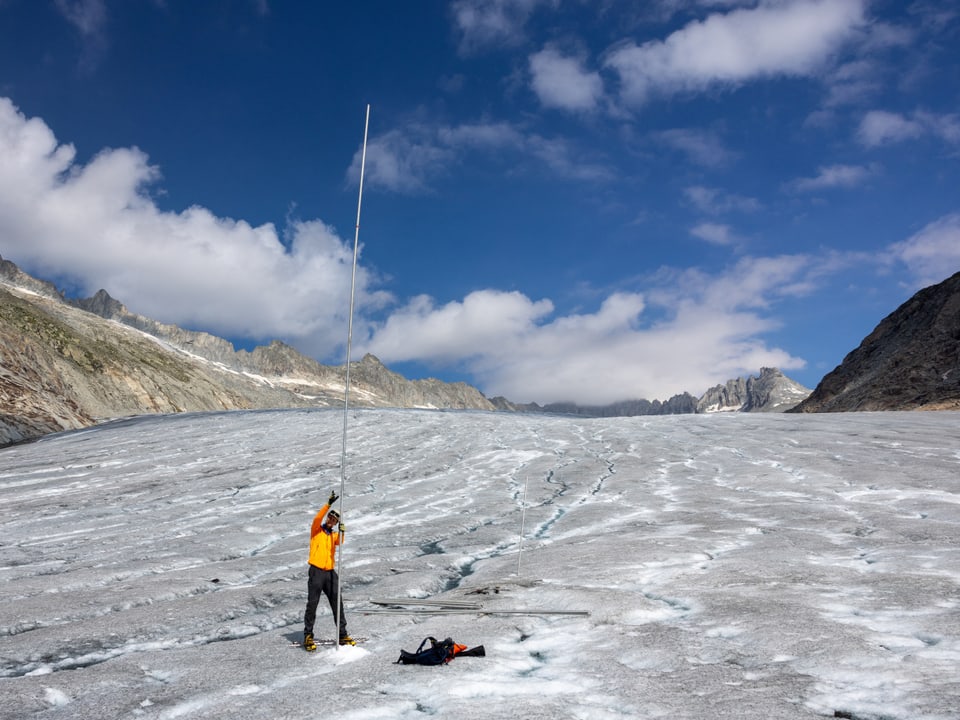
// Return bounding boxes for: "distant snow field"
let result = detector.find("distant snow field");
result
[1,409,958,719]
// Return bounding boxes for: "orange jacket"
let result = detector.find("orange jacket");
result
[308,503,342,570]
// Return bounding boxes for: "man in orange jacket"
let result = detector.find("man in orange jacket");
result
[303,490,354,650]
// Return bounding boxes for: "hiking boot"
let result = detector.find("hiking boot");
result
[339,635,356,646]
[303,633,317,652]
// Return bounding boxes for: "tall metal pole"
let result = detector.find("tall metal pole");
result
[336,104,370,647]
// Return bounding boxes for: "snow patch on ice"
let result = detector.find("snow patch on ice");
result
[43,687,71,706]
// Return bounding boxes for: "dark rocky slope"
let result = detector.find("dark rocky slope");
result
[792,271,960,412]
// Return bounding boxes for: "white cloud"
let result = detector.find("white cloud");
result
[347,120,524,194]
[363,258,812,404]
[691,222,737,246]
[857,109,960,147]
[888,213,960,289]
[363,290,555,363]
[529,48,604,112]
[822,59,881,107]
[350,128,456,195]
[788,163,875,192]
[605,0,866,106]
[856,110,924,146]
[451,0,555,55]
[685,185,761,214]
[697,254,817,309]
[0,97,387,357]
[55,0,107,37]
[55,0,109,71]
[922,111,960,144]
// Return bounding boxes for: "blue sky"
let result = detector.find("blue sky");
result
[1,0,958,405]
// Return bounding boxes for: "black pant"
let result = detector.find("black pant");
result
[304,564,347,638]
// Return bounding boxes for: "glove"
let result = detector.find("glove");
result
[338,522,345,533]
[328,490,339,505]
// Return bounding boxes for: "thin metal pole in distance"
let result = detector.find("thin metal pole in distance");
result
[335,103,370,647]
[517,474,529,576]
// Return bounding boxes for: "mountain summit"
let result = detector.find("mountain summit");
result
[792,271,960,412]
[697,367,811,413]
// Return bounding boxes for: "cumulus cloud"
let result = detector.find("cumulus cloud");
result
[888,214,960,289]
[788,163,876,192]
[691,222,737,246]
[529,48,604,112]
[605,0,866,106]
[451,0,556,54]
[858,109,960,147]
[0,97,387,358]
[363,257,812,404]
[348,128,456,195]
[924,113,960,144]
[822,59,882,107]
[685,185,761,214]
[857,110,924,146]
[363,290,555,363]
[346,121,522,193]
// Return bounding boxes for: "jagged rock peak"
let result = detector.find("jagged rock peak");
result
[73,289,127,317]
[698,367,810,413]
[0,255,64,300]
[697,376,748,413]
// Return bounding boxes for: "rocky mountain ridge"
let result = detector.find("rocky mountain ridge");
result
[0,256,496,446]
[1,255,810,446]
[492,392,699,417]
[490,367,810,418]
[791,270,960,412]
[696,367,812,413]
